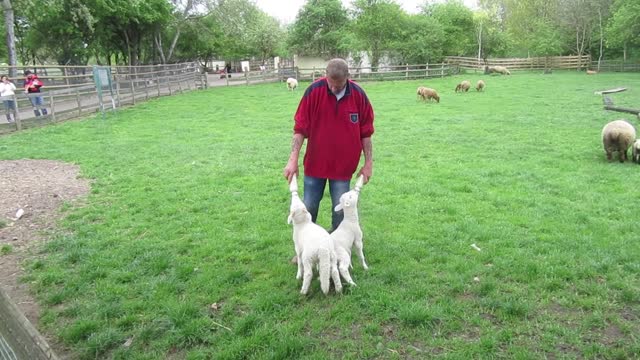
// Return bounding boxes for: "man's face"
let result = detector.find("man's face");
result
[327,76,347,95]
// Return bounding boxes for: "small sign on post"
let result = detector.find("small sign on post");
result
[92,66,117,119]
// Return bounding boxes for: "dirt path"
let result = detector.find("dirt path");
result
[0,159,91,358]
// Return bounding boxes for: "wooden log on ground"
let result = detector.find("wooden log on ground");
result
[594,87,627,95]
[604,105,640,115]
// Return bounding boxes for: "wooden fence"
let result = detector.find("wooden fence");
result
[219,62,456,87]
[592,60,640,72]
[446,55,592,71]
[0,62,207,134]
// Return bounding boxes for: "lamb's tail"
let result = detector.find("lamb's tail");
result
[318,248,331,295]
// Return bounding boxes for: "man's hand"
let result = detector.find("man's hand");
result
[357,161,373,184]
[283,159,298,183]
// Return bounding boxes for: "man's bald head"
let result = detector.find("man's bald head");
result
[326,58,349,80]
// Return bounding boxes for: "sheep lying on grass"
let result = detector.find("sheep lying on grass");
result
[586,70,598,75]
[601,120,636,163]
[632,139,640,164]
[417,86,440,103]
[288,174,342,295]
[330,175,368,286]
[476,80,485,91]
[286,77,298,91]
[455,80,471,92]
[485,66,511,75]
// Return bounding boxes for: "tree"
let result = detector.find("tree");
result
[424,0,476,57]
[247,12,286,61]
[606,0,640,60]
[1,0,17,77]
[392,14,444,64]
[352,0,407,70]
[288,0,351,57]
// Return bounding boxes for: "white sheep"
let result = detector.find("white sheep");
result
[330,175,368,286]
[601,120,636,163]
[288,174,342,295]
[476,80,485,91]
[286,77,298,91]
[632,139,640,164]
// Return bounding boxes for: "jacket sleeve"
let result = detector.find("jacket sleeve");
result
[293,90,310,137]
[359,94,374,138]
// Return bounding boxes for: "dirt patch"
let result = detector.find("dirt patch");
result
[0,159,90,358]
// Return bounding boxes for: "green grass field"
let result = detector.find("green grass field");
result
[1,71,639,359]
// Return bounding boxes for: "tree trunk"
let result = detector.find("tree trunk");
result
[2,0,17,78]
[597,8,603,72]
[155,32,167,64]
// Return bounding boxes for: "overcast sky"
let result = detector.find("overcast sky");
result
[254,0,479,24]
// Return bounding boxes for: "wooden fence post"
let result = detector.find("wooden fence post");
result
[13,94,21,131]
[49,93,56,122]
[405,64,409,79]
[130,70,136,105]
[155,72,161,97]
[76,88,82,115]
[312,66,315,82]
[426,62,429,78]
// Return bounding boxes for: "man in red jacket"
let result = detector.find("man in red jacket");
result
[23,70,48,117]
[283,58,374,236]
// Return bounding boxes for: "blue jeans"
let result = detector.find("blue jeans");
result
[3,100,15,121]
[303,176,351,231]
[28,94,47,116]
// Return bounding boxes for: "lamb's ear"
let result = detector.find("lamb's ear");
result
[354,175,365,192]
[287,214,292,224]
[334,203,343,212]
[289,174,298,193]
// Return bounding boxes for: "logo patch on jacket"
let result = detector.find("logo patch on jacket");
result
[350,113,359,123]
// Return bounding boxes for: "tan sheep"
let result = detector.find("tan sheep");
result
[485,65,511,75]
[455,80,471,93]
[476,80,485,91]
[417,86,440,103]
[586,70,598,75]
[601,120,637,163]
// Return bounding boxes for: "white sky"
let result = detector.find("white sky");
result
[254,0,479,24]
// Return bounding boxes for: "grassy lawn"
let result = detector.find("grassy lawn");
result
[1,71,639,359]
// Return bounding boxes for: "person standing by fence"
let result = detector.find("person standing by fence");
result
[0,75,17,123]
[23,70,48,117]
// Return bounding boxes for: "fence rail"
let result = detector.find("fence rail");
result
[446,55,592,71]
[219,62,456,87]
[0,62,207,134]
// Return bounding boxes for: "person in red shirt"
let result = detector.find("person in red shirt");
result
[283,58,374,236]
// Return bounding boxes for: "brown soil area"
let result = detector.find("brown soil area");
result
[0,159,90,358]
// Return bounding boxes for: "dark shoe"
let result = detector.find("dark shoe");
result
[33,110,41,117]
[42,108,48,115]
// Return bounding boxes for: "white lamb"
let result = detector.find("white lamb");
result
[330,175,368,286]
[286,77,298,91]
[288,174,342,295]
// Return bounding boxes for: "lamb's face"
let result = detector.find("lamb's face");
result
[288,196,310,224]
[336,190,359,211]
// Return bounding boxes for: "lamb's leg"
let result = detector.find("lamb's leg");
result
[331,256,343,293]
[354,232,368,270]
[300,260,313,295]
[338,258,356,286]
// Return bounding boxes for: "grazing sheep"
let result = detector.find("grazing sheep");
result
[417,86,440,103]
[586,70,598,75]
[601,120,637,163]
[632,139,640,164]
[455,80,471,92]
[288,174,342,295]
[476,80,485,92]
[484,65,511,75]
[330,175,368,286]
[286,77,298,91]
